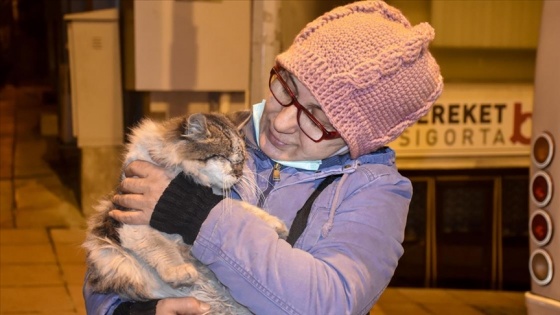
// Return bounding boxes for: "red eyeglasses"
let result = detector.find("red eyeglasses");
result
[269,65,341,142]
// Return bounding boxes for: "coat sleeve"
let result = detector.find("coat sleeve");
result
[191,169,411,315]
[83,271,123,315]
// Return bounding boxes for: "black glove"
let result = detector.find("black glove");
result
[113,300,159,315]
[150,174,224,244]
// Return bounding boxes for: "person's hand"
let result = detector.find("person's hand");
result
[109,160,174,225]
[156,297,210,315]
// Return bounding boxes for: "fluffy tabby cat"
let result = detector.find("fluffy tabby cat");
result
[83,112,288,314]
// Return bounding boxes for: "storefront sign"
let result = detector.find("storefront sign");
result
[389,84,533,157]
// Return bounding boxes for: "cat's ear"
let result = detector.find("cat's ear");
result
[185,113,210,139]
[227,110,252,131]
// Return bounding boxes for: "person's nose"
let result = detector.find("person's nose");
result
[273,104,299,134]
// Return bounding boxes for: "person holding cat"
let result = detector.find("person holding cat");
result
[84,1,443,314]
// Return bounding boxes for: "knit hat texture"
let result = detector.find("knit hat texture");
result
[276,0,443,159]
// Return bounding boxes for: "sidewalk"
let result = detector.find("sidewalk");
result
[372,287,526,315]
[0,85,87,315]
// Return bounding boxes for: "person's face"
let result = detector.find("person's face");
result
[258,70,347,161]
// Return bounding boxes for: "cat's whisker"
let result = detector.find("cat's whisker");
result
[244,178,263,196]
[249,173,274,198]
[237,168,264,193]
[235,175,264,204]
[250,168,274,183]
[221,184,234,213]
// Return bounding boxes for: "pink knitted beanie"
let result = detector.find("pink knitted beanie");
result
[276,0,443,159]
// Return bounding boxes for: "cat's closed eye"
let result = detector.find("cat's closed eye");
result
[202,154,227,162]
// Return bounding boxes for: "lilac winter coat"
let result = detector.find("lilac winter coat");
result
[84,121,411,315]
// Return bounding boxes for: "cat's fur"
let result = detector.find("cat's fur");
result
[83,112,288,314]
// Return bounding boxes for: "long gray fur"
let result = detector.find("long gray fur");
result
[83,112,288,315]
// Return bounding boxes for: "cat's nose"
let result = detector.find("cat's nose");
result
[233,166,243,178]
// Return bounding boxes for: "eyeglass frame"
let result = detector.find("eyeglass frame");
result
[269,65,341,143]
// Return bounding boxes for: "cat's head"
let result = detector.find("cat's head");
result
[173,111,251,193]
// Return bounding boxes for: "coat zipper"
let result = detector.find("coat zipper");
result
[272,163,281,182]
[258,162,281,207]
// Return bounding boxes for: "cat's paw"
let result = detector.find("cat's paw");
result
[259,215,288,239]
[269,219,289,240]
[241,203,289,239]
[161,264,199,287]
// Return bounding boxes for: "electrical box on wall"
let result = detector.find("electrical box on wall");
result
[128,0,251,92]
[65,8,124,147]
